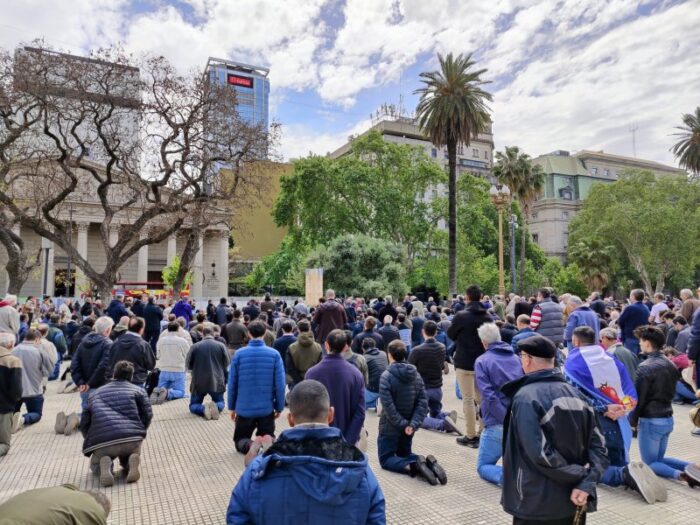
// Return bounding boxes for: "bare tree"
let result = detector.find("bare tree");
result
[0,44,273,299]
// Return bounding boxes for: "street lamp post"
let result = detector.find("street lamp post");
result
[510,213,517,293]
[489,184,511,297]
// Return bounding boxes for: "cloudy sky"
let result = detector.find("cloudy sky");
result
[1,0,697,164]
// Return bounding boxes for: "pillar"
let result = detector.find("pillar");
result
[166,235,177,266]
[218,230,229,299]
[137,234,149,283]
[41,236,55,297]
[75,222,89,294]
[191,234,204,299]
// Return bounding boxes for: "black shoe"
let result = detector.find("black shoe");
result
[456,435,480,448]
[426,455,447,485]
[412,456,438,485]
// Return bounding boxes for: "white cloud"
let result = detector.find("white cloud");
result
[278,118,372,160]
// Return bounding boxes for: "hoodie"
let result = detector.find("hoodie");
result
[226,426,385,525]
[286,332,322,385]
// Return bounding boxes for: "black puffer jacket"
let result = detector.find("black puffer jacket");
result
[80,379,153,455]
[364,348,388,393]
[68,324,92,357]
[71,332,113,388]
[629,352,680,426]
[447,301,491,371]
[378,362,428,435]
[501,369,607,521]
[104,332,156,386]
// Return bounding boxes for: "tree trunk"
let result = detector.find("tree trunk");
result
[519,210,528,296]
[172,229,200,296]
[0,227,40,296]
[447,139,457,297]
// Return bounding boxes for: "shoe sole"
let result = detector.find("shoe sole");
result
[416,456,439,486]
[12,413,23,434]
[149,389,160,405]
[54,412,67,434]
[126,454,140,483]
[426,455,448,485]
[443,416,462,435]
[99,457,114,487]
[637,462,667,502]
[628,462,657,504]
[203,404,213,420]
[210,402,220,420]
[685,464,700,485]
[64,415,79,436]
[157,390,168,404]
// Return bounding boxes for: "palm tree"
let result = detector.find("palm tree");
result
[493,146,545,294]
[414,53,492,296]
[672,107,700,178]
[568,238,615,292]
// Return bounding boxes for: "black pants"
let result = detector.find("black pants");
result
[233,413,276,454]
[513,516,586,525]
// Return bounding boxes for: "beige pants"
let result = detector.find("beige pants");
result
[455,369,483,439]
[0,412,12,457]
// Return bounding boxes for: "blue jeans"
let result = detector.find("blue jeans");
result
[158,371,187,400]
[598,416,627,487]
[378,432,417,474]
[675,382,700,404]
[421,388,449,432]
[80,391,89,411]
[476,425,503,485]
[15,395,44,425]
[49,352,64,381]
[638,417,689,479]
[189,391,224,417]
[365,390,380,409]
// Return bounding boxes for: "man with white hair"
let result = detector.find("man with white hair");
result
[0,294,20,336]
[679,288,700,324]
[474,322,523,486]
[600,326,639,383]
[563,295,600,350]
[0,332,22,456]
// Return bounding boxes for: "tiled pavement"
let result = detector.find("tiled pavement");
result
[1,366,699,524]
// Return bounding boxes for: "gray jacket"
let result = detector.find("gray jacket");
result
[534,298,565,346]
[0,305,19,335]
[156,332,190,372]
[12,343,51,397]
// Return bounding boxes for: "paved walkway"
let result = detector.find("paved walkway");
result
[1,366,699,524]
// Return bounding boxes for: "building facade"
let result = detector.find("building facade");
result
[530,150,686,259]
[205,57,270,130]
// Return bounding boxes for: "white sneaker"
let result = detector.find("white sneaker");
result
[11,413,24,434]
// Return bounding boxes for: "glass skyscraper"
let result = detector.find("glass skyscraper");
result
[205,57,270,130]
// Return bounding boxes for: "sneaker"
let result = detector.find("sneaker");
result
[156,388,168,405]
[456,435,479,448]
[623,462,658,504]
[426,455,448,485]
[449,410,459,423]
[209,402,220,420]
[54,411,67,434]
[203,402,214,420]
[125,453,141,483]
[64,413,80,436]
[413,456,439,486]
[11,413,23,434]
[259,435,274,454]
[99,456,114,487]
[443,416,462,435]
[684,464,700,488]
[149,387,162,405]
[692,428,700,437]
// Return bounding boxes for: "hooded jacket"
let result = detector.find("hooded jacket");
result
[105,299,129,325]
[226,426,385,525]
[104,332,156,386]
[501,369,607,521]
[68,324,92,357]
[378,362,428,436]
[364,347,388,393]
[447,301,492,371]
[70,332,113,388]
[312,300,347,343]
[474,341,523,427]
[286,332,323,385]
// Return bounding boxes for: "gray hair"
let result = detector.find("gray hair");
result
[3,294,17,306]
[202,324,215,337]
[94,316,114,336]
[477,322,501,345]
[680,288,692,300]
[325,289,336,299]
[0,332,16,349]
[385,295,393,305]
[568,295,583,307]
[600,327,618,341]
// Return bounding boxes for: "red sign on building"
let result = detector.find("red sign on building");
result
[227,74,253,88]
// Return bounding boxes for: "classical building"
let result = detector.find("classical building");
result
[530,150,686,259]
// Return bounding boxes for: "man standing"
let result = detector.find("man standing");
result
[306,329,365,446]
[214,298,230,327]
[228,321,286,454]
[378,315,400,349]
[103,318,155,387]
[564,296,600,350]
[0,294,20,336]
[226,380,385,524]
[529,288,565,347]
[0,333,22,457]
[187,325,229,420]
[447,285,491,447]
[272,321,296,370]
[378,296,398,324]
[351,317,384,353]
[680,288,700,323]
[142,297,163,353]
[648,293,669,324]
[618,289,650,356]
[105,295,129,326]
[312,289,347,344]
[687,288,700,368]
[171,295,194,328]
[11,330,52,432]
[474,323,523,486]
[152,322,190,404]
[501,336,608,524]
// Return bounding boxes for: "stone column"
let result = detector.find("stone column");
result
[137,234,149,283]
[218,230,229,299]
[41,237,55,297]
[75,222,89,294]
[191,234,204,299]
[166,235,177,266]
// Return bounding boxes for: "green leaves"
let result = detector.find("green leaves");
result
[671,106,700,177]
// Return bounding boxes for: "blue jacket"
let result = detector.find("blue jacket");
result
[687,307,700,362]
[564,306,600,349]
[106,299,129,325]
[474,341,523,427]
[617,302,650,344]
[228,339,285,418]
[227,426,385,525]
[70,332,113,388]
[510,328,534,354]
[378,362,428,436]
[172,300,194,327]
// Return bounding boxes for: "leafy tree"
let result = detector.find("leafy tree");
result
[304,234,407,298]
[671,106,700,178]
[161,256,192,291]
[244,236,306,295]
[414,52,492,296]
[567,237,616,292]
[568,169,700,294]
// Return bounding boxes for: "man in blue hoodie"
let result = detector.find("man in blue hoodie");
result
[474,322,523,486]
[227,380,385,524]
[563,296,600,350]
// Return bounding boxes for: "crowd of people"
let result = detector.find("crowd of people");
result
[0,285,699,524]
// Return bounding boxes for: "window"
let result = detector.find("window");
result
[559,188,573,200]
[604,169,610,177]
[562,211,569,219]
[591,167,598,175]
[532,233,539,244]
[431,148,437,158]
[472,148,479,157]
[484,150,489,159]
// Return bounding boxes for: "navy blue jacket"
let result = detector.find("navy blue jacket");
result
[80,379,153,455]
[618,302,650,344]
[378,362,428,436]
[227,426,385,525]
[272,334,296,368]
[564,306,600,349]
[106,299,129,325]
[71,332,113,389]
[215,304,230,326]
[143,303,163,334]
[104,332,155,386]
[228,339,286,418]
[687,307,700,362]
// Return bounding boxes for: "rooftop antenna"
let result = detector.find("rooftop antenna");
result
[628,122,639,158]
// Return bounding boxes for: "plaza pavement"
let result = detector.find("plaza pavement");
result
[1,365,699,524]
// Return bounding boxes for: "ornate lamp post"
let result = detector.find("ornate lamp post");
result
[489,184,511,297]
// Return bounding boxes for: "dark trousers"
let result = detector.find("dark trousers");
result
[233,413,276,454]
[15,395,44,425]
[377,432,417,473]
[513,516,586,525]
[144,330,160,353]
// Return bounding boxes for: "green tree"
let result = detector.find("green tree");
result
[492,146,545,293]
[568,169,700,294]
[161,256,192,292]
[567,237,616,292]
[305,234,407,298]
[414,52,492,296]
[671,106,700,178]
